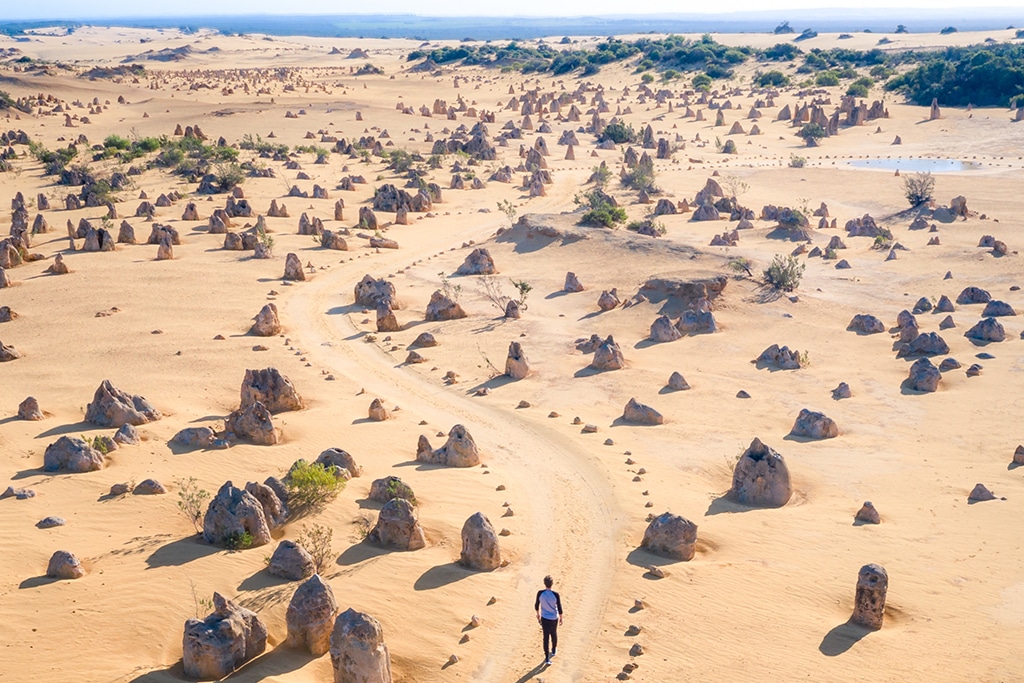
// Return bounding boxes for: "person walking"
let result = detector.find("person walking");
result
[534,575,563,666]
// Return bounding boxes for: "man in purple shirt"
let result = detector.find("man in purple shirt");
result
[534,575,564,666]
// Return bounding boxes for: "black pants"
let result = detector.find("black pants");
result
[541,618,558,660]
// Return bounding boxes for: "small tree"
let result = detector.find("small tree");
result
[497,199,517,227]
[297,524,334,574]
[511,279,532,308]
[176,477,211,534]
[600,121,637,144]
[798,123,827,147]
[903,171,934,206]
[764,254,805,291]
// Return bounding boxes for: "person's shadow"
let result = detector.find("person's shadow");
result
[514,661,549,682]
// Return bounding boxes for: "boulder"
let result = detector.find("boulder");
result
[286,574,338,656]
[171,426,217,449]
[182,592,268,680]
[133,479,167,495]
[240,367,303,413]
[368,398,390,422]
[847,314,885,334]
[43,436,105,473]
[851,564,888,630]
[896,331,949,358]
[756,344,805,369]
[956,286,991,305]
[0,340,21,362]
[982,300,1015,317]
[367,498,425,550]
[202,481,272,548]
[504,341,530,380]
[416,424,480,467]
[591,335,625,371]
[268,540,315,581]
[283,253,305,281]
[315,448,362,478]
[114,423,140,445]
[622,398,664,425]
[730,437,792,507]
[964,317,1005,342]
[855,501,880,524]
[85,379,161,427]
[46,550,85,579]
[245,481,287,527]
[368,476,416,504]
[425,290,467,321]
[667,371,690,391]
[641,512,698,561]
[251,303,282,336]
[411,332,437,348]
[832,382,852,399]
[935,295,955,312]
[456,247,496,275]
[376,300,401,332]
[18,396,43,421]
[907,357,941,392]
[354,275,399,309]
[330,609,392,683]
[597,289,620,311]
[790,408,838,439]
[460,512,502,571]
[564,272,584,292]
[649,315,682,343]
[968,483,996,502]
[504,299,521,319]
[225,401,280,445]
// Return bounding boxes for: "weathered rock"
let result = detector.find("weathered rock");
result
[354,275,399,309]
[667,371,690,391]
[907,357,941,392]
[981,300,1015,317]
[790,408,838,439]
[225,401,279,445]
[956,286,991,305]
[730,437,792,507]
[368,476,415,504]
[411,332,437,348]
[1014,445,1024,466]
[182,592,268,680]
[367,498,425,551]
[172,426,217,449]
[832,382,852,399]
[460,512,502,571]
[0,339,21,361]
[368,398,390,422]
[85,379,161,427]
[114,423,140,446]
[37,516,66,528]
[240,367,303,413]
[564,272,584,292]
[133,478,167,495]
[896,331,949,358]
[416,424,480,467]
[641,512,698,561]
[315,448,362,478]
[503,299,521,319]
[425,290,467,321]
[245,481,287,527]
[46,550,84,580]
[649,315,682,343]
[202,481,272,548]
[598,289,620,311]
[456,247,496,275]
[46,254,69,275]
[964,317,1005,342]
[330,609,392,683]
[935,295,955,312]
[756,344,805,369]
[268,540,315,581]
[623,398,664,425]
[287,574,338,656]
[251,303,282,336]
[939,357,962,372]
[851,564,888,630]
[968,483,996,502]
[592,335,625,371]
[283,253,305,281]
[848,314,885,334]
[18,396,43,420]
[156,237,174,260]
[855,501,880,524]
[43,436,105,473]
[504,341,530,380]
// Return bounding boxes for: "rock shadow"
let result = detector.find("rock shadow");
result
[704,494,757,516]
[127,662,186,682]
[414,562,474,591]
[223,647,311,681]
[35,420,96,439]
[466,374,516,395]
[237,567,291,592]
[818,619,872,656]
[336,540,391,566]
[18,575,59,590]
[625,547,678,570]
[145,535,220,569]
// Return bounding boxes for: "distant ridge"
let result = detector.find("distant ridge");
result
[3,9,1023,41]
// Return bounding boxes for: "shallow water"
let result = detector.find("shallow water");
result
[847,158,977,172]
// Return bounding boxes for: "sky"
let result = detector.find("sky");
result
[4,0,1022,20]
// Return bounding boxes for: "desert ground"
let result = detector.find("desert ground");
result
[1,25,1023,683]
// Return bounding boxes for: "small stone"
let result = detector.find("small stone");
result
[629,644,644,657]
[633,599,645,610]
[736,390,750,399]
[625,625,641,636]
[968,483,996,502]
[604,438,615,446]
[517,400,531,409]
[582,424,598,433]
[448,654,459,665]
[832,382,851,399]
[855,501,880,524]
[46,550,85,579]
[548,411,559,418]
[37,516,66,528]
[645,566,665,579]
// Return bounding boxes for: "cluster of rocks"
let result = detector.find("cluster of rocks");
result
[416,424,480,467]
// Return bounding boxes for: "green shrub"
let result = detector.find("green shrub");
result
[286,461,346,512]
[754,70,790,87]
[764,254,805,291]
[214,163,245,191]
[297,524,334,574]
[815,70,840,86]
[577,190,626,228]
[600,120,636,144]
[789,154,807,168]
[798,123,827,147]
[103,134,131,150]
[692,73,712,91]
[224,530,254,551]
[175,477,210,533]
[640,73,654,84]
